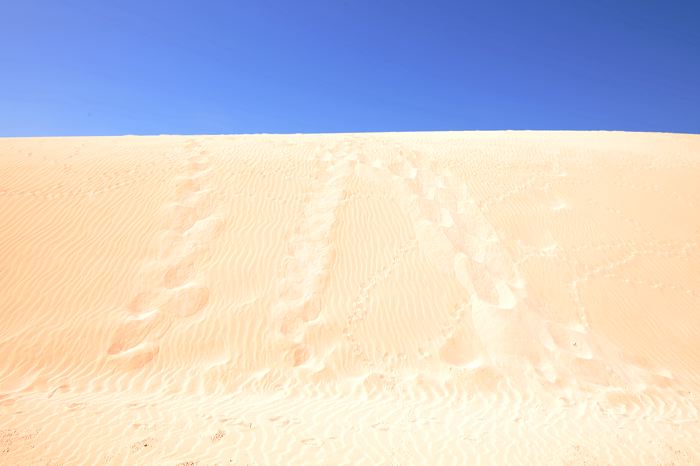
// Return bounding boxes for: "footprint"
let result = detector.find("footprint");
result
[455,365,503,393]
[189,192,216,219]
[439,329,477,366]
[156,230,186,260]
[185,215,224,243]
[187,160,209,172]
[279,298,321,335]
[290,344,310,367]
[126,290,161,314]
[175,179,201,197]
[169,204,199,233]
[162,285,209,317]
[125,344,160,370]
[163,256,197,288]
[107,317,158,355]
[168,192,215,233]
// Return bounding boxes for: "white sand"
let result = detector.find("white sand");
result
[1,131,699,464]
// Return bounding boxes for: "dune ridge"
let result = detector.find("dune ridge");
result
[1,131,699,464]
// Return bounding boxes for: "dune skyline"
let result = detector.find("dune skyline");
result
[1,131,699,464]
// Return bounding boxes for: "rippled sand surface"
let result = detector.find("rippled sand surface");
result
[1,131,699,465]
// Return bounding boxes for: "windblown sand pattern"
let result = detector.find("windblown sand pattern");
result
[1,131,699,464]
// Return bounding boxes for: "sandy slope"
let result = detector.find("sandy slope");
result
[1,131,699,465]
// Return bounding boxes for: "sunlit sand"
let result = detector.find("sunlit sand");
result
[1,131,699,464]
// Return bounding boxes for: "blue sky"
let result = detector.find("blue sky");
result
[1,0,699,136]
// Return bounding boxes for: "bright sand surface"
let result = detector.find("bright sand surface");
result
[1,131,699,465]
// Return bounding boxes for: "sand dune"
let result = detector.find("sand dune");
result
[1,131,699,464]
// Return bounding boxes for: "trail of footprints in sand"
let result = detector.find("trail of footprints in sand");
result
[269,135,697,421]
[271,139,358,367]
[377,138,699,419]
[269,135,527,368]
[343,136,536,368]
[107,139,222,369]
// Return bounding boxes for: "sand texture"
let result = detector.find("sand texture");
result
[1,131,700,465]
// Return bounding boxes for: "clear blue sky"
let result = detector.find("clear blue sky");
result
[2,0,699,136]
